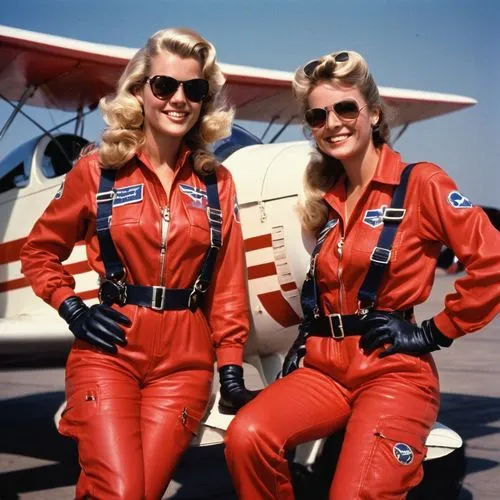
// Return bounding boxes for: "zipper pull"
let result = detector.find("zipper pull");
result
[337,237,344,258]
[162,206,170,222]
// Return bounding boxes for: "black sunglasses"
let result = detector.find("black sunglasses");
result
[145,75,209,102]
[305,100,368,128]
[303,51,349,77]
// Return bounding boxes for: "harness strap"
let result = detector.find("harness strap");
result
[96,168,125,281]
[357,163,418,309]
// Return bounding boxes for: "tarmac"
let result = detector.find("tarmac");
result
[0,272,498,499]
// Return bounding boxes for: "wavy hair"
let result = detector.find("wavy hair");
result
[293,50,391,232]
[99,28,233,173]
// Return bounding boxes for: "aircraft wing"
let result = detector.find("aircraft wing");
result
[0,25,477,127]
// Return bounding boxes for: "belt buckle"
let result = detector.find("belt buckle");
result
[328,313,344,339]
[151,286,166,310]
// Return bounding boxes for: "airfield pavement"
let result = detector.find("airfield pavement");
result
[0,272,498,499]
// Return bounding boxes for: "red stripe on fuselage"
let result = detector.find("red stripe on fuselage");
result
[244,234,272,252]
[257,290,301,328]
[247,262,277,280]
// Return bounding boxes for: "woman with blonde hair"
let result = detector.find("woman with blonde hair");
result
[21,27,256,499]
[224,50,499,498]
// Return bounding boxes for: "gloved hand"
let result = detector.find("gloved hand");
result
[218,364,260,415]
[58,296,131,354]
[281,329,306,378]
[360,312,453,358]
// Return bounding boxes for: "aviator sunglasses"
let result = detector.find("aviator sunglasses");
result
[145,75,209,102]
[303,51,349,77]
[305,100,368,128]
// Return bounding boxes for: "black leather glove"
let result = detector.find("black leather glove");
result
[281,329,306,378]
[360,312,453,358]
[58,296,131,354]
[218,365,260,415]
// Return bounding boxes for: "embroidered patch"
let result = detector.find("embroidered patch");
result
[393,443,414,465]
[363,205,387,227]
[447,191,472,209]
[112,184,144,207]
[233,194,241,223]
[54,179,65,199]
[179,184,208,208]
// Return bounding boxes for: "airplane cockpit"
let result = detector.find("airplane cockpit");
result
[0,133,88,195]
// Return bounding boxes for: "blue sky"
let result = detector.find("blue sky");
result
[1,0,498,206]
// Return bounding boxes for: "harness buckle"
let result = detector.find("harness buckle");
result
[383,208,406,221]
[98,279,127,306]
[151,286,166,310]
[370,247,391,264]
[328,314,345,339]
[96,190,116,203]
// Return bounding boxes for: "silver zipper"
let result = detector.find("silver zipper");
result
[337,237,345,314]
[159,206,170,286]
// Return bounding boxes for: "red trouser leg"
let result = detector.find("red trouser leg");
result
[224,367,351,500]
[60,354,145,500]
[330,370,439,499]
[140,369,213,500]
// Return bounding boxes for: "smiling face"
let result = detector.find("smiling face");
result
[307,82,379,164]
[136,52,204,144]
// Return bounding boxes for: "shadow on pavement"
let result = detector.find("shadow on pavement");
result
[0,391,498,498]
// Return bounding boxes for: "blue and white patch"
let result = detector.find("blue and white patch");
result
[179,184,208,207]
[363,205,387,228]
[54,179,65,199]
[393,443,414,465]
[447,191,472,209]
[112,183,144,207]
[233,194,241,223]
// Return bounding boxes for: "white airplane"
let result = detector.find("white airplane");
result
[0,25,474,497]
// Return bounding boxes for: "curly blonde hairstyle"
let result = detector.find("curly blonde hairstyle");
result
[293,50,391,233]
[99,28,233,174]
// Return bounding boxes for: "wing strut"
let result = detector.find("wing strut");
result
[269,115,298,144]
[392,123,410,145]
[260,115,279,142]
[0,85,37,142]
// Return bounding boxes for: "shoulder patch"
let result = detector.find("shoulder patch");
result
[393,443,414,465]
[112,184,144,207]
[54,179,65,199]
[233,193,241,223]
[447,191,472,209]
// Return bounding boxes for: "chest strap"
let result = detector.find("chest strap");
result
[95,168,221,311]
[300,163,418,332]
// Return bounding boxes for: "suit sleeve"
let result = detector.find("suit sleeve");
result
[203,168,250,367]
[20,156,94,310]
[418,170,500,338]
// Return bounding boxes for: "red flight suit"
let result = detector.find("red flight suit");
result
[21,146,249,499]
[225,145,500,499]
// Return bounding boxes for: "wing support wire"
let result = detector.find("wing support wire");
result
[0,84,37,141]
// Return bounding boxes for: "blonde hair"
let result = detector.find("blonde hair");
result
[293,50,390,232]
[99,28,233,173]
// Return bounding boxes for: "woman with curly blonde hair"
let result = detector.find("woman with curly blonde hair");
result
[21,27,257,499]
[225,50,499,499]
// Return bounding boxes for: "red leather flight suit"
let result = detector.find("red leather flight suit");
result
[225,145,500,499]
[21,147,249,499]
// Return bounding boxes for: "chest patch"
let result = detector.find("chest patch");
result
[234,194,241,223]
[447,191,472,209]
[392,443,414,465]
[363,205,387,228]
[317,218,339,244]
[179,184,208,208]
[112,183,144,207]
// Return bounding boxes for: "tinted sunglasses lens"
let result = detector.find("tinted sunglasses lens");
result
[150,76,178,99]
[303,60,320,77]
[183,79,209,102]
[334,100,360,119]
[305,108,327,128]
[334,51,349,62]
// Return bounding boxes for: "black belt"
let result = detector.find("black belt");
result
[304,309,413,340]
[125,285,194,311]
